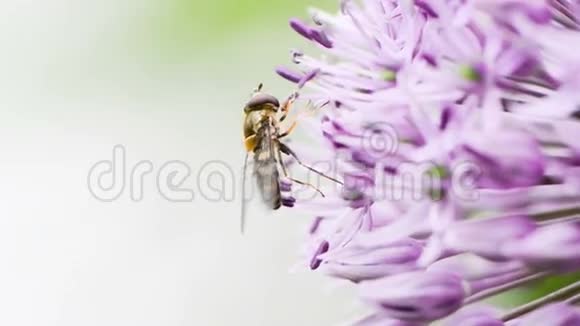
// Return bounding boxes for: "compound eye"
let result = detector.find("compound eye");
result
[246,94,280,109]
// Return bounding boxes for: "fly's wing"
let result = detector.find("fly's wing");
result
[253,123,282,210]
[240,152,249,234]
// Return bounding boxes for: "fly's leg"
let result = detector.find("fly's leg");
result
[279,100,321,138]
[279,142,343,185]
[278,121,297,139]
[276,147,325,197]
[279,92,298,122]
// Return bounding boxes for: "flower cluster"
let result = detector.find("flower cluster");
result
[276,0,580,324]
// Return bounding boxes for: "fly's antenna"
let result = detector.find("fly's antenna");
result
[250,83,264,98]
[240,152,249,234]
[252,83,264,95]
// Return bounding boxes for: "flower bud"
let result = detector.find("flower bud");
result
[359,271,467,321]
[442,216,536,260]
[509,303,580,326]
[503,222,580,270]
[445,307,503,326]
[320,239,422,282]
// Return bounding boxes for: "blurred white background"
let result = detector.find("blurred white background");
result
[0,0,359,325]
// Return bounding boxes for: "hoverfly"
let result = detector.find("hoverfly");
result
[240,83,343,232]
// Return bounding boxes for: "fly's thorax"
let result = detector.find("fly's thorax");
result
[243,109,277,139]
[243,91,280,139]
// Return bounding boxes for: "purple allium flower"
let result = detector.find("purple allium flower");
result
[507,303,580,326]
[503,221,580,270]
[275,0,580,324]
[353,313,423,326]
[439,215,537,261]
[280,177,296,208]
[359,270,467,321]
[443,307,503,326]
[317,238,422,282]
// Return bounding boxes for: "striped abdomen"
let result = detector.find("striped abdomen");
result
[253,118,281,210]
